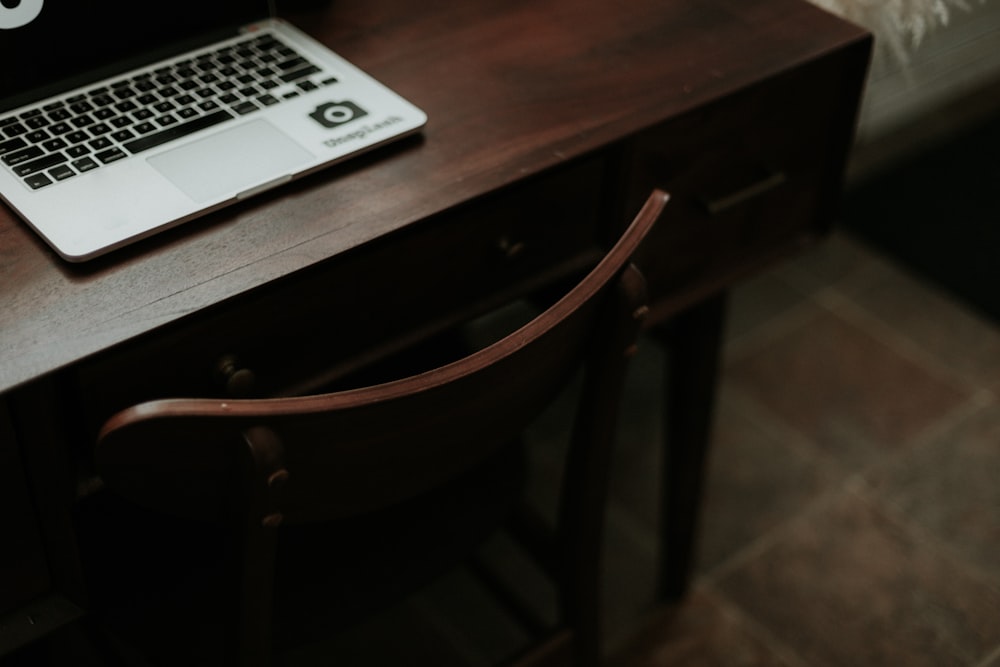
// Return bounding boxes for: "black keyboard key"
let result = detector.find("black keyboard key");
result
[13,152,67,176]
[66,131,89,144]
[0,116,18,127]
[90,137,112,151]
[25,116,50,129]
[25,130,50,143]
[50,165,76,181]
[96,147,127,164]
[73,157,99,172]
[232,101,258,115]
[279,65,321,83]
[2,122,27,138]
[2,145,43,167]
[0,137,28,155]
[67,145,90,158]
[123,109,233,154]
[42,138,68,152]
[25,173,53,189]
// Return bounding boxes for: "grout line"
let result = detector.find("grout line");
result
[974,644,1000,667]
[697,579,814,667]
[696,480,846,587]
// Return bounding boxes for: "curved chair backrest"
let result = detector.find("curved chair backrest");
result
[95,189,669,666]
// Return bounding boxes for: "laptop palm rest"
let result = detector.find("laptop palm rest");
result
[148,119,314,203]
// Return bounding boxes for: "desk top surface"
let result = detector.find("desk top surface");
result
[0,0,867,394]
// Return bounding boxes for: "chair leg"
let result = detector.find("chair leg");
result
[654,292,727,600]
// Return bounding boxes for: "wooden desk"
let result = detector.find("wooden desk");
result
[0,0,870,652]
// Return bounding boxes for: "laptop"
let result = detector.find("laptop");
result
[0,0,427,262]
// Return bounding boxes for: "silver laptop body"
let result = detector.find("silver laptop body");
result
[0,1,427,262]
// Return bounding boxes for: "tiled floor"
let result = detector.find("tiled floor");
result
[604,231,1000,667]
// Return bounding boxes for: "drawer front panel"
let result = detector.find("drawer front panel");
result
[622,56,857,311]
[73,157,606,437]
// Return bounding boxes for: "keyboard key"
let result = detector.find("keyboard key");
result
[25,173,53,189]
[123,109,233,154]
[41,138,68,152]
[2,122,27,138]
[0,137,28,155]
[50,165,76,181]
[233,101,258,115]
[279,64,321,83]
[13,152,67,176]
[96,148,127,164]
[67,145,90,158]
[72,157,99,172]
[2,145,43,167]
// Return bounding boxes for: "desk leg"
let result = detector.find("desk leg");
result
[653,292,727,600]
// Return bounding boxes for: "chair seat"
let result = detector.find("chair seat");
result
[77,443,527,665]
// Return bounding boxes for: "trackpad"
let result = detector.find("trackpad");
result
[148,119,314,203]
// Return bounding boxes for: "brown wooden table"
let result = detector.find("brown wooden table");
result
[0,0,870,654]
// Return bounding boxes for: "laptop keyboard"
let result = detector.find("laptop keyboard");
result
[0,33,337,190]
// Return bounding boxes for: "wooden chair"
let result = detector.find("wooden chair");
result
[88,190,669,667]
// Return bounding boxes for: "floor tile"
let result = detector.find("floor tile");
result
[863,399,1000,583]
[693,387,841,574]
[713,491,1000,667]
[607,588,802,667]
[723,304,972,470]
[834,257,1000,391]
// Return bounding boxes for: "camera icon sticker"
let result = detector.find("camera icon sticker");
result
[309,101,368,128]
[0,0,44,30]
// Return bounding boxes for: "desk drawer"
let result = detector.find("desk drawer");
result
[74,157,605,436]
[621,55,859,315]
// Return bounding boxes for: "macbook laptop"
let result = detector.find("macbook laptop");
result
[0,0,427,262]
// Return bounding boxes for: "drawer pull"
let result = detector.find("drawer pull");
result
[215,354,256,397]
[496,236,527,261]
[701,170,786,215]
